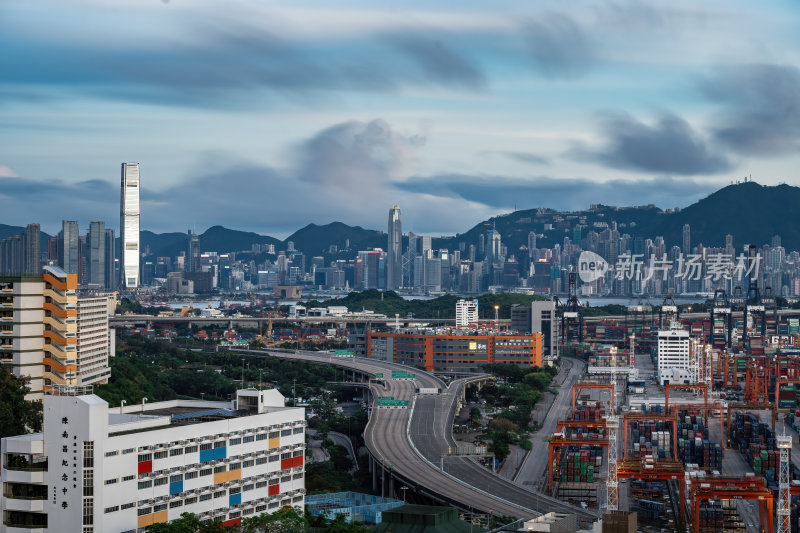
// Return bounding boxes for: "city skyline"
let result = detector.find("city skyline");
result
[3,1,800,236]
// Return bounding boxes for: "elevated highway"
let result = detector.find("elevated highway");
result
[233,348,598,522]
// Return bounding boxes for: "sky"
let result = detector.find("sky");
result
[2,0,800,238]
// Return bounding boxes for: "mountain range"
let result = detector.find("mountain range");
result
[2,181,798,258]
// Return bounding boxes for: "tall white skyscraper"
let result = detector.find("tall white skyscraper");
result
[120,162,140,288]
[387,205,402,290]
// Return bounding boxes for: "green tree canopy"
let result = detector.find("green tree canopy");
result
[0,367,42,438]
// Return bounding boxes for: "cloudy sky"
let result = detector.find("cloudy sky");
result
[2,0,800,237]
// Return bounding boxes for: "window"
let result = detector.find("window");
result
[213,490,225,499]
[268,502,279,509]
[293,427,303,434]
[269,432,279,439]
[229,462,241,471]
[185,445,198,453]
[170,474,183,483]
[243,484,254,492]
[268,479,279,486]
[137,453,152,463]
[243,436,255,443]
[200,468,212,477]
[281,475,291,483]
[214,465,226,474]
[185,471,199,480]
[170,500,183,508]
[154,477,168,487]
[169,448,183,457]
[268,455,279,463]
[255,457,267,465]
[229,487,241,495]
[243,460,254,468]
[256,434,267,441]
[104,478,118,485]
[200,493,212,502]
[83,470,94,496]
[214,441,226,448]
[83,442,94,468]
[293,473,303,480]
[122,448,135,455]
[229,438,241,445]
[154,503,167,512]
[104,506,119,513]
[104,450,118,457]
[256,481,267,488]
[122,475,135,482]
[199,443,212,451]
[256,504,267,512]
[121,503,135,510]
[138,480,152,490]
[138,507,152,516]
[280,429,291,437]
[153,450,168,460]
[228,511,241,519]
[185,497,198,505]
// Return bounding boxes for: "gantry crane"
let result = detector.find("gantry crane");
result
[689,476,773,533]
[571,383,615,418]
[622,413,678,461]
[547,433,609,496]
[617,458,685,529]
[664,382,708,411]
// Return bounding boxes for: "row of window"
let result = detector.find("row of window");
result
[136,444,304,481]
[131,423,306,454]
[112,479,305,516]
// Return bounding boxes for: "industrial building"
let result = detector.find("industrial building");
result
[1,387,305,532]
[361,330,543,371]
[0,266,114,400]
[656,327,692,385]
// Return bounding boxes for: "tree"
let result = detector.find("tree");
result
[0,367,42,438]
[240,506,310,532]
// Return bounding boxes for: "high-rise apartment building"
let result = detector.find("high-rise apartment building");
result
[22,223,41,275]
[455,299,479,328]
[87,221,106,288]
[1,388,305,532]
[387,206,402,290]
[120,162,140,288]
[0,266,113,400]
[532,300,559,364]
[58,220,80,275]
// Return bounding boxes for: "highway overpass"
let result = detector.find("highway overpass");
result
[232,348,598,522]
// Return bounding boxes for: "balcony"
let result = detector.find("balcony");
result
[4,456,48,472]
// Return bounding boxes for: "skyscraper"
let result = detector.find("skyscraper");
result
[682,224,691,256]
[87,221,106,287]
[387,205,402,290]
[188,229,200,272]
[22,223,41,275]
[58,220,80,274]
[120,162,140,288]
[105,228,115,289]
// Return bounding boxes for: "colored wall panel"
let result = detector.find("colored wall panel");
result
[268,484,280,496]
[268,437,280,449]
[169,481,183,495]
[229,493,242,506]
[138,460,152,474]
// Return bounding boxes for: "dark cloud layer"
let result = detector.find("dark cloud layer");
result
[700,64,800,156]
[523,13,595,78]
[385,34,486,89]
[574,113,734,175]
[396,174,719,212]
